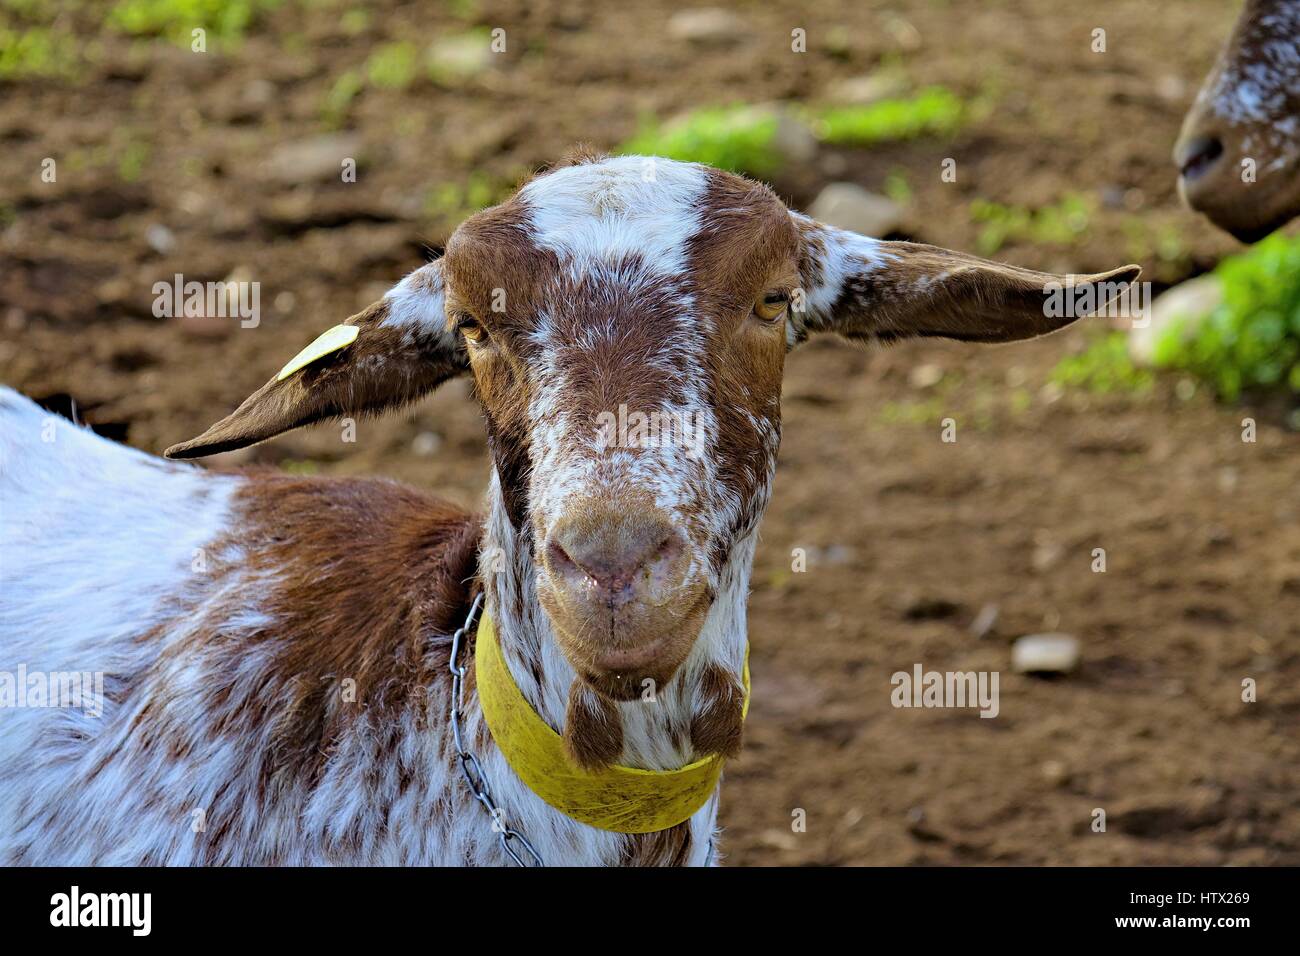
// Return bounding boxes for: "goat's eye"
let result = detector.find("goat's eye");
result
[453,311,486,343]
[753,291,789,322]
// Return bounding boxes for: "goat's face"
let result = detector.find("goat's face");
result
[1176,0,1300,240]
[167,153,1138,706]
[441,158,793,698]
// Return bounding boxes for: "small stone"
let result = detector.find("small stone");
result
[909,363,943,389]
[969,603,999,639]
[263,133,363,185]
[769,110,818,166]
[1129,274,1223,366]
[1031,538,1062,572]
[242,78,275,109]
[412,431,442,456]
[144,223,177,255]
[1040,760,1069,786]
[825,72,907,105]
[806,182,904,237]
[427,33,493,86]
[758,827,799,851]
[1155,74,1186,102]
[883,15,922,51]
[667,8,749,45]
[1012,633,1081,674]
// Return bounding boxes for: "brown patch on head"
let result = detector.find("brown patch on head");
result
[442,196,560,530]
[684,169,797,553]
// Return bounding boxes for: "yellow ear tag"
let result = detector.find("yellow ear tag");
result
[276,324,360,381]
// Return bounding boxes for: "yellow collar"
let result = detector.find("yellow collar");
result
[475,610,749,834]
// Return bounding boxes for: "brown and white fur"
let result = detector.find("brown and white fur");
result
[0,153,1139,866]
[1176,0,1300,239]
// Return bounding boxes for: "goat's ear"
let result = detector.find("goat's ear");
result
[791,216,1141,346]
[165,261,466,460]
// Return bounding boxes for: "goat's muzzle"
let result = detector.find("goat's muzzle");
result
[537,497,709,699]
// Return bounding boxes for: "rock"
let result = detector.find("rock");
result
[1040,760,1069,786]
[1154,74,1187,103]
[1030,533,1063,572]
[1129,274,1222,366]
[1011,633,1081,674]
[263,133,363,185]
[806,182,903,237]
[769,109,818,166]
[427,33,493,86]
[667,8,749,45]
[144,223,176,255]
[969,603,999,639]
[909,363,943,389]
[412,431,442,456]
[824,71,907,105]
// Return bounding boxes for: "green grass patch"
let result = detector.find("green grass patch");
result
[320,68,363,128]
[1050,332,1154,394]
[107,0,281,42]
[619,105,783,177]
[1154,232,1300,401]
[427,28,493,86]
[0,25,79,80]
[424,171,514,227]
[365,40,418,90]
[618,89,965,178]
[807,87,963,145]
[970,192,1093,256]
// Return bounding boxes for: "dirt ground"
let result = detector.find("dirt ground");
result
[2,0,1297,865]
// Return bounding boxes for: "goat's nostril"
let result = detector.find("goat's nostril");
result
[1175,134,1224,181]
[547,537,583,579]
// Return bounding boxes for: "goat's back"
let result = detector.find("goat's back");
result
[0,387,481,863]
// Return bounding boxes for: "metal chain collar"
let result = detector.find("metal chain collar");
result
[448,591,544,866]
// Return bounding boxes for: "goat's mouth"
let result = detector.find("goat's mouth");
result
[589,636,671,672]
[539,582,713,702]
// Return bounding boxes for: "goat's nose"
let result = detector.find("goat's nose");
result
[547,508,685,605]
[1174,132,1225,184]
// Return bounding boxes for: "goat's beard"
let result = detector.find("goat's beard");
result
[561,660,747,771]
[563,680,624,769]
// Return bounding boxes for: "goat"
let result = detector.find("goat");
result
[1176,0,1300,239]
[0,153,1140,866]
